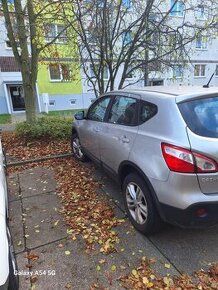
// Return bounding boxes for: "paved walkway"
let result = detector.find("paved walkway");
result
[8,166,179,290]
[0,113,26,132]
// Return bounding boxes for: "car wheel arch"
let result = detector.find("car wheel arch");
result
[118,161,166,221]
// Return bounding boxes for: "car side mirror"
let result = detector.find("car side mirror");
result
[74,111,85,120]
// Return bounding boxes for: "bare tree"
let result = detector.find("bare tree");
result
[0,0,70,122]
[61,0,218,96]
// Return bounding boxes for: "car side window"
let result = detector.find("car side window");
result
[108,96,137,126]
[87,97,111,121]
[139,100,158,124]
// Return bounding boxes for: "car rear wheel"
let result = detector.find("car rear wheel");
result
[71,133,87,162]
[123,173,162,235]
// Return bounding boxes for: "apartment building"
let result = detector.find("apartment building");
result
[0,3,94,115]
[0,0,217,115]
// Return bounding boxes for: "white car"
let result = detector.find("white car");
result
[0,137,18,290]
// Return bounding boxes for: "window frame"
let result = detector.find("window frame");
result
[195,5,208,20]
[48,63,72,82]
[172,64,183,78]
[195,35,207,50]
[215,65,218,77]
[44,23,68,44]
[194,64,206,78]
[170,0,185,17]
[89,64,109,80]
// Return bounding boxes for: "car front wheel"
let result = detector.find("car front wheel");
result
[123,173,162,235]
[71,133,87,162]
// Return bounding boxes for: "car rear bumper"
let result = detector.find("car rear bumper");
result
[160,202,218,228]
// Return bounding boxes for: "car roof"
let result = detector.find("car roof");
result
[121,86,218,103]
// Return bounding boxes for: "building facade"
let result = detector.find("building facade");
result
[0,0,218,115]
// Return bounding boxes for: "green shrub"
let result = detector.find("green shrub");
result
[15,116,72,140]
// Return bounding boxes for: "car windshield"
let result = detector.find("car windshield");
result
[178,95,218,138]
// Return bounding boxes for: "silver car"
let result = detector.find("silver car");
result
[71,86,218,234]
[0,138,18,290]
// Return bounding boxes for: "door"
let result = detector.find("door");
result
[9,85,25,111]
[78,96,111,161]
[99,95,139,172]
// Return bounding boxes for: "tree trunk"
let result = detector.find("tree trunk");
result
[23,82,37,122]
[144,49,149,86]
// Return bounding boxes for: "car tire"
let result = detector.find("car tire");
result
[123,173,162,235]
[71,133,87,162]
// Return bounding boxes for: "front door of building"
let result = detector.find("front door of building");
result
[9,85,25,111]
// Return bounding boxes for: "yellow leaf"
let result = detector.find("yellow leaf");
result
[96,265,101,271]
[111,265,116,271]
[164,263,171,269]
[142,277,149,284]
[131,269,138,277]
[17,240,22,246]
[54,220,59,226]
[146,282,153,288]
[65,250,71,256]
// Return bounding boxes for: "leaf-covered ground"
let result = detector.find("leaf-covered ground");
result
[2,132,218,289]
[2,132,71,160]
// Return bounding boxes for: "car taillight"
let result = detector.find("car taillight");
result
[161,143,217,173]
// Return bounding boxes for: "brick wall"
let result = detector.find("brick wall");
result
[0,56,20,72]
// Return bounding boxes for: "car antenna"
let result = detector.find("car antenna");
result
[203,72,215,88]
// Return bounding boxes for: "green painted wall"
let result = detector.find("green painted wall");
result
[37,62,82,95]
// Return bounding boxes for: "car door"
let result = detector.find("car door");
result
[78,96,112,162]
[98,94,139,173]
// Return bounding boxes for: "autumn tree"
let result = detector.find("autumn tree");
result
[61,0,218,96]
[0,0,70,122]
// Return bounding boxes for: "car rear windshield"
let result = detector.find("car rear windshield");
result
[178,96,218,138]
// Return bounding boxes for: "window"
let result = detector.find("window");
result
[123,0,132,9]
[139,100,158,123]
[215,65,218,76]
[49,100,55,106]
[87,97,111,121]
[44,24,67,43]
[194,64,206,77]
[170,0,185,16]
[195,5,207,19]
[173,65,182,78]
[49,64,71,81]
[89,64,109,80]
[70,99,76,105]
[196,36,207,49]
[178,96,218,138]
[126,66,134,79]
[108,96,137,126]
[123,31,132,45]
[5,40,20,48]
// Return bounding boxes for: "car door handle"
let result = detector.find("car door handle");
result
[120,136,130,143]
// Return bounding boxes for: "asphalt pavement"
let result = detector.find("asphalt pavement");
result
[8,164,218,289]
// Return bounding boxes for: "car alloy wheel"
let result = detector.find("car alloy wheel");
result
[71,133,87,162]
[126,182,148,225]
[123,173,162,234]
